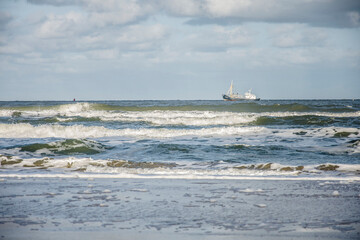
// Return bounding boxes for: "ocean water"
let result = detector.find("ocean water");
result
[0,100,359,180]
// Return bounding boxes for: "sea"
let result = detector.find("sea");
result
[0,99,359,180]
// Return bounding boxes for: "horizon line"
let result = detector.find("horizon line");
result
[0,98,359,102]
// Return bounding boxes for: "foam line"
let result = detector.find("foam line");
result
[0,123,265,138]
[1,173,359,181]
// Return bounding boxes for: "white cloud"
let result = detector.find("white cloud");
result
[82,0,157,27]
[28,0,78,6]
[0,41,33,55]
[27,0,360,28]
[348,11,360,27]
[237,47,360,67]
[36,12,88,38]
[213,26,251,46]
[87,48,119,59]
[179,25,252,53]
[204,0,252,18]
[17,5,169,59]
[1,0,358,68]
[271,24,328,48]
[29,0,156,27]
[183,0,360,28]
[158,0,202,16]
[117,24,168,43]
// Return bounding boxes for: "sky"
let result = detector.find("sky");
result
[0,0,360,100]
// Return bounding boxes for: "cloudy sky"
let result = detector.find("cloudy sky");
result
[0,0,359,100]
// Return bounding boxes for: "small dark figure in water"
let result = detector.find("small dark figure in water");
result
[73,98,76,101]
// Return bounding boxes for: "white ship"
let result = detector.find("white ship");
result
[222,81,260,101]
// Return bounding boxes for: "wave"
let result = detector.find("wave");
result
[1,156,359,180]
[0,123,358,140]
[84,111,359,127]
[252,114,360,127]
[1,108,359,128]
[17,139,111,156]
[0,123,266,138]
[0,102,95,113]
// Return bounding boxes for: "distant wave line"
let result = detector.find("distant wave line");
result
[0,101,358,113]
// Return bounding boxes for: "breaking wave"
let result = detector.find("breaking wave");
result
[1,156,359,180]
[0,123,359,140]
[0,123,266,138]
[1,108,359,128]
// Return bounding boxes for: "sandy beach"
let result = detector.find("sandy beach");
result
[1,176,359,240]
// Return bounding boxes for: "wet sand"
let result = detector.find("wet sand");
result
[0,177,359,239]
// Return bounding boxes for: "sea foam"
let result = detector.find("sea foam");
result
[0,123,265,138]
[0,123,358,141]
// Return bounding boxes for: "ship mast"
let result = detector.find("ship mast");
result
[227,80,234,96]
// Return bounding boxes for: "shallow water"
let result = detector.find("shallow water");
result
[0,177,359,240]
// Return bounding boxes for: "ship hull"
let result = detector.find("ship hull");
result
[222,94,260,101]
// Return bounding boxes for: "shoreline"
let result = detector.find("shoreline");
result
[1,172,360,181]
[1,177,359,239]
